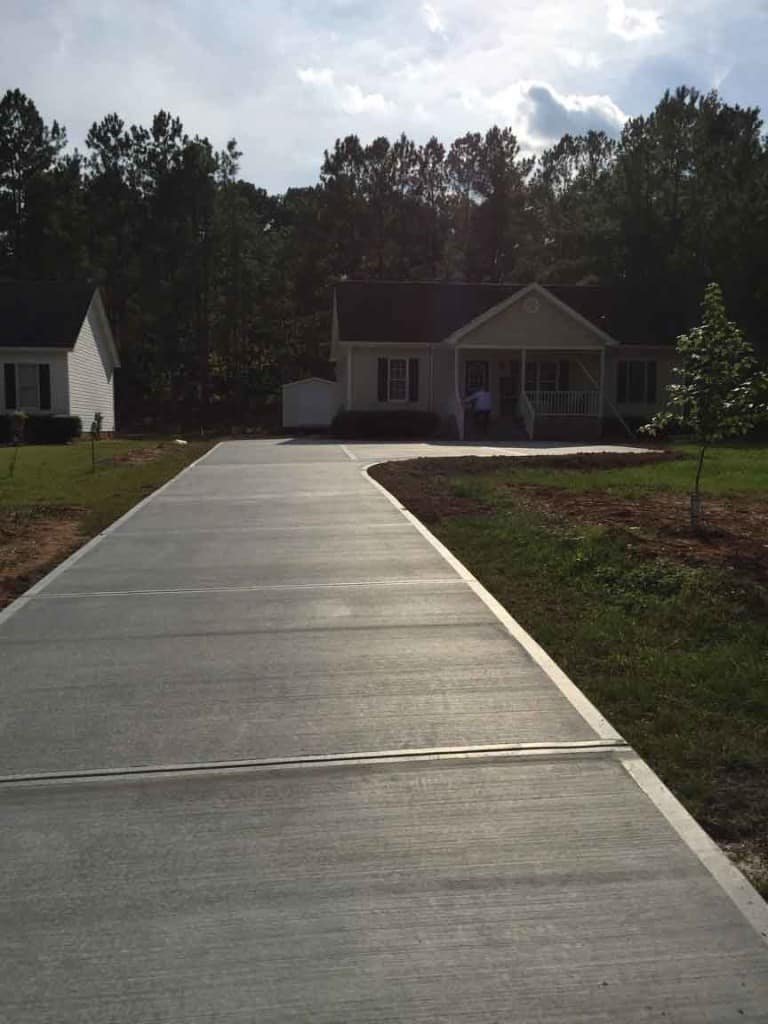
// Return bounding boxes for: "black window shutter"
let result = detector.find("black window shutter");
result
[377,358,389,402]
[646,361,657,404]
[558,360,570,391]
[39,364,51,411]
[617,361,627,403]
[408,358,419,402]
[4,364,16,409]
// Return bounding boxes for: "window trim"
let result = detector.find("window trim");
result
[387,357,409,403]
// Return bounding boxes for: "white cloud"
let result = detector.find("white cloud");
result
[297,66,393,115]
[524,83,628,140]
[459,79,628,147]
[2,0,765,190]
[607,1,663,40]
[296,67,335,88]
[422,3,446,34]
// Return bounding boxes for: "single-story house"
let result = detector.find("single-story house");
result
[0,281,119,432]
[331,281,680,439]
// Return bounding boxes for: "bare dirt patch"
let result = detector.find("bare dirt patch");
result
[110,443,169,466]
[371,452,768,584]
[512,486,768,584]
[0,506,86,608]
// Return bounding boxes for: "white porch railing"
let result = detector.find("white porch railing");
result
[518,391,535,439]
[526,389,600,417]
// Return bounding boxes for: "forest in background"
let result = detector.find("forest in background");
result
[1,84,767,429]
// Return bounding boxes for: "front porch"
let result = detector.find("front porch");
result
[456,349,605,440]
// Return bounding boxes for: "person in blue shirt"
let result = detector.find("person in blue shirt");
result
[465,386,492,436]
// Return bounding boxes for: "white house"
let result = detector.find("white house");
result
[0,282,120,432]
[332,281,679,440]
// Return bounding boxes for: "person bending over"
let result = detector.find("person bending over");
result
[465,386,492,436]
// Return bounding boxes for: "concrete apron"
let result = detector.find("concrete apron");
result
[1,438,766,1023]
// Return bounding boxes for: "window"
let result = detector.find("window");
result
[618,360,657,404]
[377,357,419,403]
[3,363,51,412]
[465,360,488,395]
[525,359,567,393]
[388,358,408,401]
[17,364,40,409]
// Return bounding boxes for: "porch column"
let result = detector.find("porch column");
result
[599,348,605,418]
[346,345,352,409]
[453,346,464,439]
[520,349,526,400]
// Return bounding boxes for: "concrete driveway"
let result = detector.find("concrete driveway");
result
[1,439,766,1022]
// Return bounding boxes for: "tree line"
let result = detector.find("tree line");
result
[1,85,766,428]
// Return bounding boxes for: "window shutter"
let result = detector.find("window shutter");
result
[646,361,657,404]
[377,358,389,402]
[408,358,419,402]
[617,361,627,403]
[558,360,570,391]
[4,364,16,409]
[39,364,51,411]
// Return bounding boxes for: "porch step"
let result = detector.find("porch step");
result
[465,417,528,442]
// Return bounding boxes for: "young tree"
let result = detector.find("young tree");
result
[642,282,768,528]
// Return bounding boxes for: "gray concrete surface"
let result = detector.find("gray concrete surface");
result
[1,438,766,1022]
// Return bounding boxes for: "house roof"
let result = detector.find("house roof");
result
[334,281,686,346]
[0,281,97,348]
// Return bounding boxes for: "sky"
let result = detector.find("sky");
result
[4,0,767,192]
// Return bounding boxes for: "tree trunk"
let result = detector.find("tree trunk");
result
[690,443,707,531]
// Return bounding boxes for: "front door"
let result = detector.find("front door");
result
[465,360,489,396]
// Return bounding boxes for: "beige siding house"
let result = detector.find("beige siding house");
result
[1,283,119,432]
[331,281,677,440]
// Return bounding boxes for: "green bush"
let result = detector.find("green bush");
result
[0,414,82,444]
[331,410,439,439]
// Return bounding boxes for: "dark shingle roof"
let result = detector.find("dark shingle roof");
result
[0,281,95,348]
[334,281,683,345]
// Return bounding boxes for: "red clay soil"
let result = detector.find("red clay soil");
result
[370,452,768,584]
[0,506,86,609]
[110,444,168,465]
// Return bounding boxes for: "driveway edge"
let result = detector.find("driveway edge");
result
[0,442,222,629]
[362,461,768,946]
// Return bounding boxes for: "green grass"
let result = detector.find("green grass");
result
[449,443,768,500]
[379,443,768,895]
[437,510,767,835]
[0,439,212,533]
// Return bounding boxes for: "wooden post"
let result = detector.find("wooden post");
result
[346,345,352,410]
[520,349,527,402]
[599,348,606,418]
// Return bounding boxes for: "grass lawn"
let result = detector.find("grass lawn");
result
[0,438,212,606]
[371,443,768,897]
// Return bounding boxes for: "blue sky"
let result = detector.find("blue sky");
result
[5,0,767,191]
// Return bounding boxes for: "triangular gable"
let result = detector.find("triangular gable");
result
[443,283,619,348]
[86,289,121,368]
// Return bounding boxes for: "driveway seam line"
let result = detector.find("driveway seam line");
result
[0,739,630,787]
[28,577,464,600]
